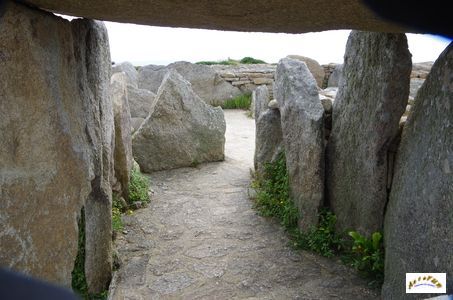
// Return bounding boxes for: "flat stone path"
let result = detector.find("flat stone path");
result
[110,110,378,299]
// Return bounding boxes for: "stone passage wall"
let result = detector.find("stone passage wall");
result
[211,64,276,96]
[0,1,113,292]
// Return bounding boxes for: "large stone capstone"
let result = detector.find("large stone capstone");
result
[132,70,226,172]
[0,1,113,292]
[21,0,406,34]
[138,61,242,105]
[275,58,325,232]
[326,31,411,236]
[382,42,453,299]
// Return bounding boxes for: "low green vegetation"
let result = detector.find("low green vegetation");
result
[112,193,124,232]
[219,93,252,110]
[128,165,151,205]
[196,56,266,66]
[252,152,385,285]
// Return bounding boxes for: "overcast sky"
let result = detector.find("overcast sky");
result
[105,22,451,66]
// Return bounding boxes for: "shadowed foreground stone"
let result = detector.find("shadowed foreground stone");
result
[275,58,324,232]
[326,31,411,236]
[22,0,406,34]
[132,70,226,172]
[0,1,113,292]
[382,42,453,299]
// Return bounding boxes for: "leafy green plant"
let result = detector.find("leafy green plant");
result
[347,231,385,281]
[128,165,150,205]
[292,209,343,257]
[219,93,252,110]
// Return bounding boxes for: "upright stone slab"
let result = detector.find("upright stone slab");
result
[274,58,325,231]
[254,107,284,174]
[111,73,133,200]
[326,31,411,236]
[382,43,453,299]
[132,70,226,172]
[253,85,270,120]
[112,61,139,88]
[0,2,113,291]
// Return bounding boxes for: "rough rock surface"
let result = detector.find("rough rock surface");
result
[326,31,411,236]
[252,85,270,120]
[275,58,325,232]
[112,62,139,88]
[287,55,325,87]
[382,43,453,299]
[0,1,112,291]
[254,109,283,174]
[132,71,226,172]
[138,61,242,105]
[110,111,379,299]
[327,64,343,87]
[22,0,406,34]
[409,78,425,98]
[111,73,133,199]
[127,87,156,119]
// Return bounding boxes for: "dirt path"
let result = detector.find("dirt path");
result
[110,110,378,299]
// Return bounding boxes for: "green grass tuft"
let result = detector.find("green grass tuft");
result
[112,193,124,232]
[219,94,252,110]
[128,165,150,205]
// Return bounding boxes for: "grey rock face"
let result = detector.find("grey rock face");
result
[409,77,425,98]
[71,18,114,293]
[254,109,284,174]
[382,42,453,299]
[326,31,411,236]
[275,58,325,232]
[0,2,112,292]
[287,55,325,87]
[128,86,156,119]
[131,117,145,133]
[327,64,343,87]
[112,61,139,87]
[132,70,226,172]
[111,73,133,200]
[253,85,270,120]
[138,61,242,105]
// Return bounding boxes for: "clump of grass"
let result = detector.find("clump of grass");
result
[128,165,150,205]
[219,94,252,110]
[196,56,267,66]
[252,152,385,285]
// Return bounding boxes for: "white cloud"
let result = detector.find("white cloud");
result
[105,22,450,66]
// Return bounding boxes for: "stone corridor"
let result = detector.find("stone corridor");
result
[109,110,378,299]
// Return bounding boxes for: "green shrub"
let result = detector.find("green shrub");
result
[291,209,342,257]
[253,152,298,229]
[239,56,266,64]
[346,231,385,282]
[219,94,252,110]
[128,165,150,205]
